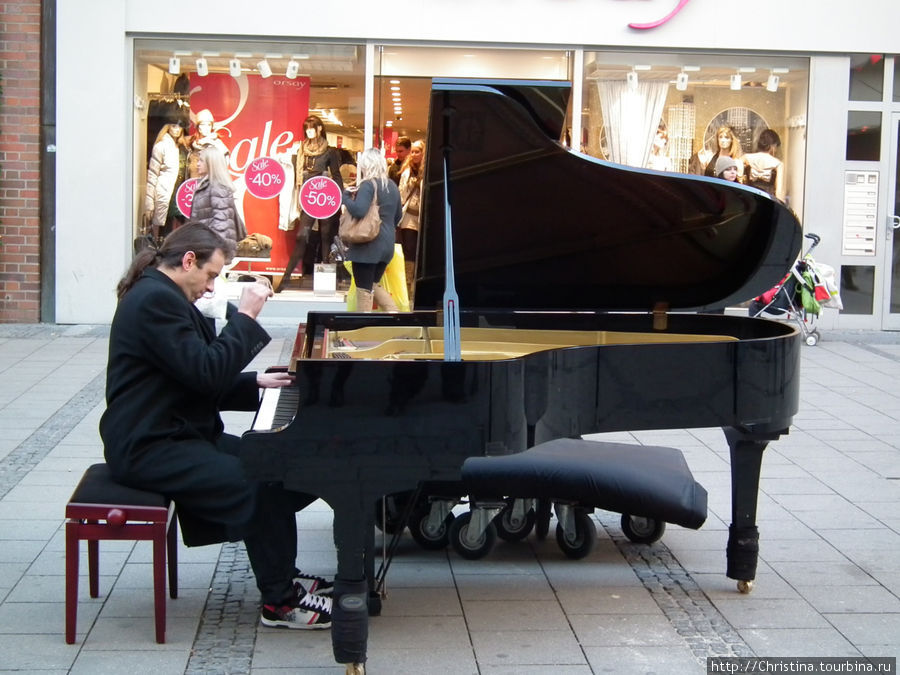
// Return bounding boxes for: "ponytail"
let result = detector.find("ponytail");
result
[116,224,230,300]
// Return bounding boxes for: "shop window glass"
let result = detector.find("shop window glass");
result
[846,111,882,161]
[133,39,365,284]
[848,54,884,102]
[894,56,900,103]
[840,265,874,314]
[580,52,808,217]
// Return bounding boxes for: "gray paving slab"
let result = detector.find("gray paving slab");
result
[0,325,899,673]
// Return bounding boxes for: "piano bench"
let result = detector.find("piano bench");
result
[64,463,178,644]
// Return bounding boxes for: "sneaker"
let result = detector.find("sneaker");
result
[293,570,334,596]
[260,592,332,630]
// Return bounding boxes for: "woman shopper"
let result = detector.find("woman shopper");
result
[187,146,245,253]
[397,139,426,301]
[342,148,403,311]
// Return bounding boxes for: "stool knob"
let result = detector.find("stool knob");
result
[106,508,127,527]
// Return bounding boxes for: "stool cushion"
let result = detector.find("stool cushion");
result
[69,463,167,508]
[462,438,707,530]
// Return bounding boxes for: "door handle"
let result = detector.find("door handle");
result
[888,215,900,239]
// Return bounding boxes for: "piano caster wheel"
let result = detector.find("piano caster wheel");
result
[345,663,365,675]
[737,580,754,594]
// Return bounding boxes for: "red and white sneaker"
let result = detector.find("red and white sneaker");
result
[260,592,332,630]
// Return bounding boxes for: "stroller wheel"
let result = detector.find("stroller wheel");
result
[805,331,820,346]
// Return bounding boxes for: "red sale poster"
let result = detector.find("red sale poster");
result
[188,73,310,273]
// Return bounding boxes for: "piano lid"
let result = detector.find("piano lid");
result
[416,78,803,313]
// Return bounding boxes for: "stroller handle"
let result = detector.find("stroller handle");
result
[804,232,821,255]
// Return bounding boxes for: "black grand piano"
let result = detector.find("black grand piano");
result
[241,78,802,674]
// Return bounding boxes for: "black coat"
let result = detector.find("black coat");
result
[100,267,269,478]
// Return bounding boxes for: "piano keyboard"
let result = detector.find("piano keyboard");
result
[252,387,299,431]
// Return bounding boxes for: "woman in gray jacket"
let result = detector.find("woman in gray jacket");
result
[187,146,245,255]
[341,148,403,311]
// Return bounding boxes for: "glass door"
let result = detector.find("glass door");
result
[884,112,900,328]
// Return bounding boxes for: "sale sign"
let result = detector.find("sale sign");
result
[175,178,199,218]
[244,157,286,200]
[189,73,310,272]
[299,176,341,219]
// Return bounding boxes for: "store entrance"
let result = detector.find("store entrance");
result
[882,112,900,329]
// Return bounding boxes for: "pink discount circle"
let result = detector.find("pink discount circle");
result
[245,156,286,200]
[299,176,341,219]
[176,178,199,218]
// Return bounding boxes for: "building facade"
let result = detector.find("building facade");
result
[2,0,900,328]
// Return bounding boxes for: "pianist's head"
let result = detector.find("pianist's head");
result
[116,225,233,301]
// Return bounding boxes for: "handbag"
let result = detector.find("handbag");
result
[339,180,381,245]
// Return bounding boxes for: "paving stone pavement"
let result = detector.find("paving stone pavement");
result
[0,322,898,674]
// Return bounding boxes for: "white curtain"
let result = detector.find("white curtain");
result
[597,80,670,168]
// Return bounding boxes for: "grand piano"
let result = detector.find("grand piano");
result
[241,78,802,674]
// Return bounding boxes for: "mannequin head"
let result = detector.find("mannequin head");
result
[195,109,216,139]
[156,123,183,144]
[303,115,325,141]
[756,129,781,155]
[714,126,742,158]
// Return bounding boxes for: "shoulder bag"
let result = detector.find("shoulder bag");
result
[339,180,381,245]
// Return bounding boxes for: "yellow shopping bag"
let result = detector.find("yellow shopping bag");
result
[345,245,409,311]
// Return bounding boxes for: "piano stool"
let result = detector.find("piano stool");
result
[64,463,178,644]
[405,439,708,560]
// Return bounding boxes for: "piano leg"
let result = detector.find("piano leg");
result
[723,426,784,594]
[330,499,370,669]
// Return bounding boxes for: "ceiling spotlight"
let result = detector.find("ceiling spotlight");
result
[766,73,780,92]
[730,73,742,90]
[168,56,181,75]
[195,57,208,77]
[257,59,272,78]
[675,71,689,91]
[285,60,300,79]
[229,58,242,78]
[626,70,638,91]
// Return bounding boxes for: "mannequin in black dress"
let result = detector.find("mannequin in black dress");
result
[275,115,343,293]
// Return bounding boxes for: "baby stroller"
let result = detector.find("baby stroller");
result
[748,233,841,346]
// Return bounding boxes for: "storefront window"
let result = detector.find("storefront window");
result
[374,46,570,156]
[846,111,882,161]
[133,39,365,283]
[849,54,885,102]
[581,52,809,215]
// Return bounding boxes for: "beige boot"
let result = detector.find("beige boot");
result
[373,284,398,312]
[355,288,374,312]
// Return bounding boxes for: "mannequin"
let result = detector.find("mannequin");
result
[743,129,786,202]
[275,115,343,293]
[144,122,188,240]
[187,109,230,179]
[703,126,744,180]
[646,126,672,172]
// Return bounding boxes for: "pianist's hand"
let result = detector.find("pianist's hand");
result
[236,281,273,320]
[257,371,296,388]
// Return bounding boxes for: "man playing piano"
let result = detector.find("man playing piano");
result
[100,224,332,631]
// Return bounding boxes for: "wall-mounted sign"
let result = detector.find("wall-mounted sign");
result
[627,0,692,29]
[842,171,878,256]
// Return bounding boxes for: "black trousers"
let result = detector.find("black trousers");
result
[115,433,315,605]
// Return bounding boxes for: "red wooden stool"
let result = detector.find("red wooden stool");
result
[65,463,178,644]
